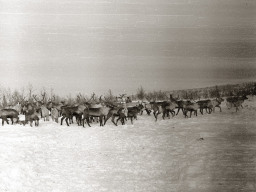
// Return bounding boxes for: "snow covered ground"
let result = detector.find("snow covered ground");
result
[0,97,256,192]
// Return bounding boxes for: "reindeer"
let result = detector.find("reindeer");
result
[22,103,40,127]
[183,102,200,118]
[116,105,142,125]
[165,102,178,118]
[0,109,19,126]
[168,95,192,116]
[105,105,125,126]
[83,106,112,127]
[33,94,50,121]
[51,107,59,123]
[226,95,248,112]
[196,100,212,115]
[210,97,224,112]
[152,101,168,121]
[60,104,87,126]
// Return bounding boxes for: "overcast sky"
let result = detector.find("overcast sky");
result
[0,0,255,96]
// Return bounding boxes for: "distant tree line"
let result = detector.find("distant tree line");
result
[134,82,256,101]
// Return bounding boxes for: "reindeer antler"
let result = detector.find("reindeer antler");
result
[51,95,56,102]
[99,95,103,102]
[41,91,46,102]
[32,94,38,102]
[89,92,96,101]
[118,94,126,99]
[103,96,110,102]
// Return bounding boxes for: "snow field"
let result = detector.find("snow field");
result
[0,97,255,191]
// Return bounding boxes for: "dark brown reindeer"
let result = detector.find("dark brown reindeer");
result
[116,105,142,125]
[196,100,212,115]
[183,102,200,118]
[152,101,167,121]
[226,95,248,112]
[82,97,123,127]
[83,106,112,127]
[83,99,114,127]
[61,93,99,126]
[169,95,193,116]
[165,102,178,118]
[22,103,40,127]
[25,109,40,127]
[60,104,87,126]
[140,96,153,115]
[0,109,19,126]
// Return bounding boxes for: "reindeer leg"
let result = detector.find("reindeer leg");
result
[2,117,6,126]
[146,109,151,115]
[122,116,126,125]
[116,117,120,125]
[111,115,117,126]
[153,112,157,121]
[86,117,91,127]
[6,118,9,124]
[176,108,180,115]
[168,110,171,118]
[104,113,112,125]
[79,115,82,126]
[83,116,91,127]
[155,111,159,121]
[78,116,81,126]
[100,116,104,126]
[65,118,69,126]
[157,112,160,121]
[172,110,175,117]
[183,110,187,118]
[60,116,65,125]
[91,117,94,123]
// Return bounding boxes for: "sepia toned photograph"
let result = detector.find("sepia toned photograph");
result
[0,0,256,191]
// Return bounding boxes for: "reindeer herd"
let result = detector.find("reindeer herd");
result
[0,92,251,127]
